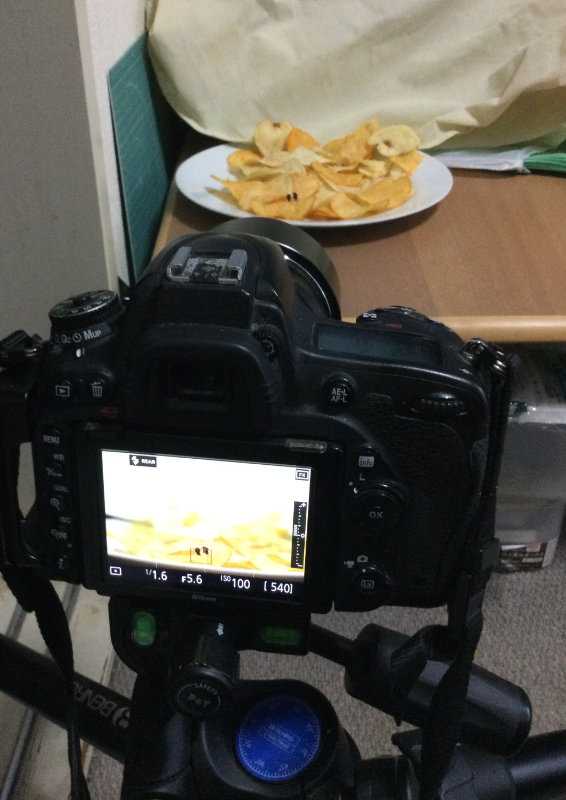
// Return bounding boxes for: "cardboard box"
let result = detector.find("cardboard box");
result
[496,344,566,569]
[496,496,564,572]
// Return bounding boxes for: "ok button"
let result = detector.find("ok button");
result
[348,485,405,535]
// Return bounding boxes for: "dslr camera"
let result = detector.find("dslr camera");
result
[1,218,498,664]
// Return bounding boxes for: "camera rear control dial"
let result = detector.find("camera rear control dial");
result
[412,391,468,418]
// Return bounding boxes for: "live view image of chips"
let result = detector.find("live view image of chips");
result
[101,450,311,579]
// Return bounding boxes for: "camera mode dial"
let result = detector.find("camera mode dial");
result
[49,290,123,345]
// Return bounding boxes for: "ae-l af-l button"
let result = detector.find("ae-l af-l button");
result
[321,375,355,412]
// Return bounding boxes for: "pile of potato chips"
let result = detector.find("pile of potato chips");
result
[212,119,423,221]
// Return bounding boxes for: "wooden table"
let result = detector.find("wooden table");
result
[155,142,566,343]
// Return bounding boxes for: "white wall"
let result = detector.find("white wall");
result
[0,3,146,785]
[75,0,147,287]
[0,0,145,339]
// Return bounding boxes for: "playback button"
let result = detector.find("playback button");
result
[52,378,80,400]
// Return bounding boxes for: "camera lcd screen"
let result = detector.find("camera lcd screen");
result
[100,449,312,602]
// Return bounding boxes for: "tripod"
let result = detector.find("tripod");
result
[1,615,565,799]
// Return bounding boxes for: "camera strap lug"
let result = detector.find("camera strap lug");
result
[0,330,44,364]
[461,338,508,380]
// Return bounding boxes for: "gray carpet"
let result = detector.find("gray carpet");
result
[87,535,566,798]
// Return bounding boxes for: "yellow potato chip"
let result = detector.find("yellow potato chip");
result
[264,173,295,197]
[369,124,421,157]
[327,192,387,220]
[283,146,328,167]
[320,134,371,166]
[227,148,320,179]
[309,206,340,220]
[388,150,424,175]
[285,127,320,151]
[227,149,261,170]
[234,163,290,180]
[357,158,389,178]
[250,173,319,220]
[212,177,279,212]
[354,117,382,143]
[358,175,413,210]
[310,183,340,216]
[320,118,381,166]
[254,120,293,158]
[311,161,367,189]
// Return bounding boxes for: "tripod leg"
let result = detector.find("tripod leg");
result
[121,671,196,800]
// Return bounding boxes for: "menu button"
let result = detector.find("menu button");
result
[42,428,63,447]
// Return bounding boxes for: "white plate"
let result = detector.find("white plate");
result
[175,144,453,228]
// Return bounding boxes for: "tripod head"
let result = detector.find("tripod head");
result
[113,604,532,800]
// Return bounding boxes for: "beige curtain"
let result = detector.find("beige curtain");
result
[147,0,566,150]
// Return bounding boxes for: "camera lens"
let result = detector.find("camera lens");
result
[211,217,341,320]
